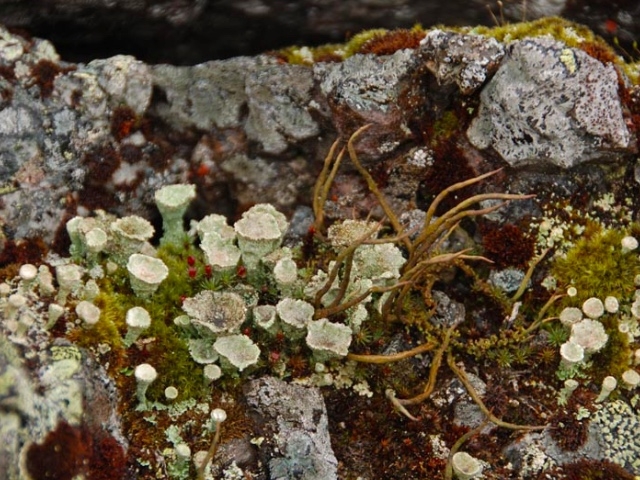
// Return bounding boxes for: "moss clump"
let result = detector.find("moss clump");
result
[593,315,632,383]
[551,227,640,304]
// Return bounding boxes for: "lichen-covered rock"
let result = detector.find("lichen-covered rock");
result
[151,56,274,131]
[467,37,635,168]
[314,50,416,151]
[244,376,338,480]
[0,334,126,480]
[245,63,319,155]
[418,29,505,95]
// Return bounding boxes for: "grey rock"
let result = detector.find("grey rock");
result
[418,29,505,95]
[467,37,634,168]
[489,268,527,294]
[314,50,416,149]
[450,373,489,431]
[0,329,126,480]
[244,376,338,480]
[151,56,275,130]
[245,64,318,155]
[430,290,465,328]
[88,55,153,116]
[503,399,640,476]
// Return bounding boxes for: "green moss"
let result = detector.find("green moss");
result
[469,17,600,45]
[430,110,460,145]
[593,315,632,382]
[551,227,640,304]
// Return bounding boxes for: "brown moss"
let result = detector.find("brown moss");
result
[0,64,16,82]
[78,145,122,210]
[29,59,75,98]
[358,29,426,56]
[0,236,48,273]
[110,106,139,141]
[25,421,90,480]
[539,459,635,480]
[480,223,535,269]
[548,391,592,451]
[417,143,478,215]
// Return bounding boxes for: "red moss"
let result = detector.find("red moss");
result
[29,60,74,98]
[88,433,127,480]
[0,237,48,269]
[579,41,619,64]
[110,106,138,141]
[359,29,426,56]
[312,52,344,63]
[480,223,535,269]
[417,143,478,215]
[539,459,635,480]
[25,422,127,480]
[25,421,91,480]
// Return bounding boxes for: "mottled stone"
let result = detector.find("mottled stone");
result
[244,376,338,480]
[418,29,505,95]
[467,37,634,168]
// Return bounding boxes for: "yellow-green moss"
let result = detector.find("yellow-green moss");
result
[274,16,640,84]
[551,227,640,304]
[594,315,632,382]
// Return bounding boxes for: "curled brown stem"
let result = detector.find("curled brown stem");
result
[446,351,546,431]
[313,139,345,233]
[398,322,457,407]
[347,340,436,364]
[512,247,550,302]
[346,124,411,251]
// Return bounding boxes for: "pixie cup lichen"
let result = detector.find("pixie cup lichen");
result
[306,318,353,363]
[110,215,155,265]
[451,451,483,480]
[124,306,152,347]
[182,291,247,335]
[234,204,288,268]
[126,253,169,299]
[75,300,101,327]
[154,183,196,246]
[134,362,158,408]
[213,334,260,372]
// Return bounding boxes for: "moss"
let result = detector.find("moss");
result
[592,315,632,382]
[356,28,426,56]
[481,222,535,270]
[551,227,640,304]
[469,17,612,53]
[430,110,460,145]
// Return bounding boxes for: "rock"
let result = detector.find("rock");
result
[245,64,319,155]
[504,399,640,476]
[151,56,276,131]
[314,50,417,153]
[244,376,338,480]
[0,335,126,480]
[467,37,635,168]
[418,29,505,95]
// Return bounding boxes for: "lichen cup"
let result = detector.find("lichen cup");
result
[126,254,169,299]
